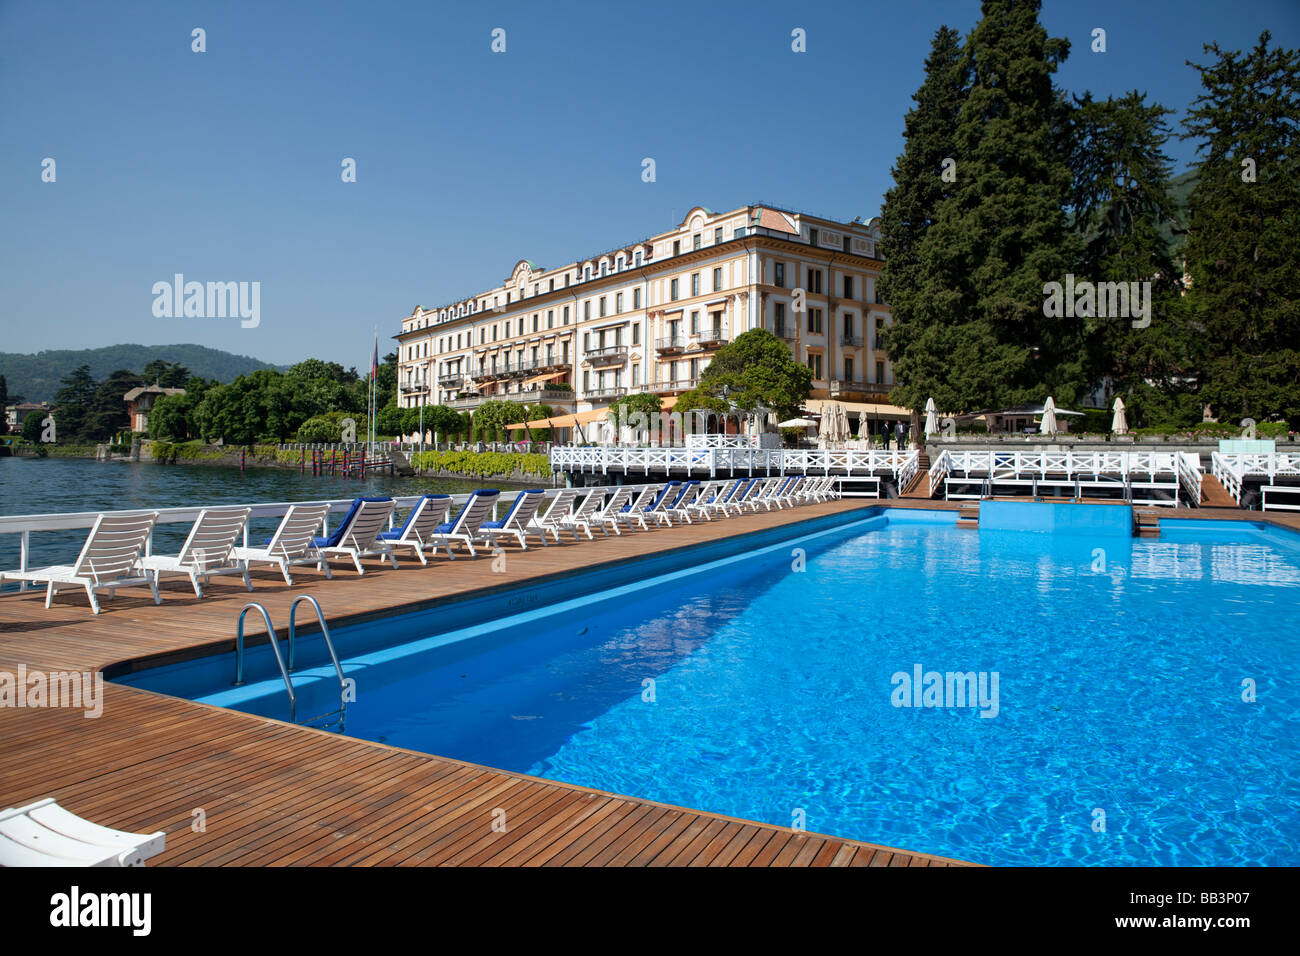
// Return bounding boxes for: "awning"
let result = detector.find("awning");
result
[522,371,568,386]
[505,407,609,430]
[804,398,911,418]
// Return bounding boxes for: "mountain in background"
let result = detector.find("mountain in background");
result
[0,344,283,404]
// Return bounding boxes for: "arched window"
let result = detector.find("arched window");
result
[633,249,643,267]
[616,254,626,271]
[599,260,609,277]
[583,264,593,281]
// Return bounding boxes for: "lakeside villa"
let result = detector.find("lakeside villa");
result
[393,204,910,437]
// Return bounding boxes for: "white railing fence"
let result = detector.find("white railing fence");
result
[550,446,918,481]
[1212,452,1300,508]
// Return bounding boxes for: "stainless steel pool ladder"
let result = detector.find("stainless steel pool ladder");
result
[233,596,349,732]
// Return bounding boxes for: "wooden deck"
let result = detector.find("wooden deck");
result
[0,499,972,867]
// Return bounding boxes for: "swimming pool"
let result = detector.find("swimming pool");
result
[115,506,1300,866]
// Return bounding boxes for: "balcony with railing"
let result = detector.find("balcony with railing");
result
[773,325,797,340]
[585,385,628,402]
[400,383,430,395]
[828,379,891,401]
[446,395,483,410]
[655,336,688,353]
[647,378,698,394]
[840,335,863,347]
[696,329,728,348]
[437,374,463,387]
[584,346,629,365]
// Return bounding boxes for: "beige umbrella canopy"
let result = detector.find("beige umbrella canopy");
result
[1111,397,1128,435]
[1040,396,1059,435]
[924,397,939,439]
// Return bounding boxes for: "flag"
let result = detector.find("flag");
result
[371,334,379,382]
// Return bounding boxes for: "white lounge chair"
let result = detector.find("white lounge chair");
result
[556,488,610,540]
[378,494,452,565]
[659,482,703,525]
[425,489,500,559]
[0,798,165,867]
[611,485,656,532]
[641,482,683,528]
[531,488,580,543]
[0,511,160,614]
[230,503,332,585]
[592,486,635,536]
[475,489,549,550]
[685,480,726,521]
[314,497,398,574]
[140,506,252,598]
[695,478,743,519]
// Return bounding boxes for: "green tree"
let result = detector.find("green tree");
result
[878,25,969,413]
[677,329,812,422]
[21,409,45,442]
[1181,31,1300,424]
[86,369,144,440]
[885,0,1077,414]
[140,359,191,388]
[52,364,98,440]
[1070,91,1195,411]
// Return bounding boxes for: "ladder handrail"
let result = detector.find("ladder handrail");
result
[288,595,347,687]
[233,602,297,723]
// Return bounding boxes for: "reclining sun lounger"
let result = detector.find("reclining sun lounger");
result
[531,488,580,543]
[641,481,682,528]
[0,511,160,614]
[554,488,612,540]
[312,496,398,574]
[593,486,635,536]
[230,502,332,585]
[378,494,452,565]
[425,489,500,559]
[0,798,165,867]
[658,481,702,525]
[476,489,549,550]
[612,485,657,532]
[140,506,252,598]
[694,478,743,519]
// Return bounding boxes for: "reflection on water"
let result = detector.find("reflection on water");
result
[0,456,531,569]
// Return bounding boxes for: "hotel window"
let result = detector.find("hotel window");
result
[808,268,823,293]
[693,234,701,250]
[690,311,700,334]
[714,227,723,244]
[479,329,485,344]
[842,235,851,252]
[633,287,641,309]
[493,325,498,342]
[691,273,700,296]
[518,317,524,335]
[809,228,819,246]
[506,292,512,304]
[808,353,823,379]
[565,274,571,288]
[632,363,640,387]
[563,305,570,324]
[633,249,643,267]
[583,265,592,281]
[584,301,591,321]
[600,261,608,277]
[843,276,854,299]
[844,357,854,381]
[808,307,823,334]
[775,302,787,337]
[713,267,723,292]
[533,314,539,332]
[876,360,884,382]
[547,309,554,329]
[670,278,679,301]
[690,357,699,380]
[599,296,607,318]
[774,262,786,287]
[672,240,681,256]
[549,279,555,292]
[632,323,640,345]
[844,313,854,338]
[615,292,623,314]
[584,370,590,392]
[584,332,591,351]
[616,255,625,271]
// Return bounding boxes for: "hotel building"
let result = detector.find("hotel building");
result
[394,204,896,430]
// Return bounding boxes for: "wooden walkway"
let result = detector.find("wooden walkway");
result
[0,499,971,867]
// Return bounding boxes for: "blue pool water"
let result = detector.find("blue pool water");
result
[116,508,1300,866]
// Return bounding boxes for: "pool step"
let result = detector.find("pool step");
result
[1133,508,1160,538]
[956,503,979,529]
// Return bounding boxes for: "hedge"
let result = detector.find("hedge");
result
[411,450,550,478]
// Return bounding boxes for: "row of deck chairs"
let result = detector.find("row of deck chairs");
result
[0,476,837,614]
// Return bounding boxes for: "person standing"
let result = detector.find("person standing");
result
[895,420,906,450]
[882,421,892,450]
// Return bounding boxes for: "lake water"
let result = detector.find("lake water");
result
[0,456,527,570]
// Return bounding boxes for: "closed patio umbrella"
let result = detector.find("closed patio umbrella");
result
[924,397,939,438]
[1040,397,1058,435]
[1111,396,1128,435]
[779,417,817,428]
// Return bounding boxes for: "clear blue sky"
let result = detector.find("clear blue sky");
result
[2,0,1296,370]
